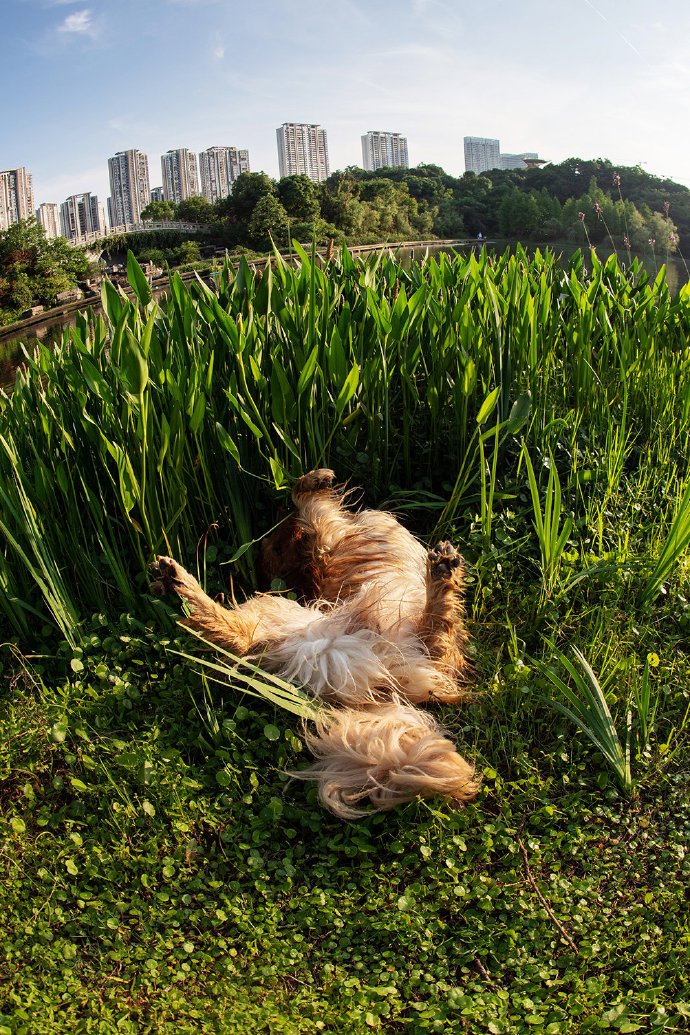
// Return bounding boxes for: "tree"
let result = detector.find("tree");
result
[498,188,541,237]
[248,195,289,249]
[321,173,365,236]
[177,240,202,264]
[141,200,176,221]
[176,195,214,223]
[0,219,93,323]
[220,173,277,222]
[277,175,321,220]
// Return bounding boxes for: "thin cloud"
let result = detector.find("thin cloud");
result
[212,32,225,60]
[57,9,97,35]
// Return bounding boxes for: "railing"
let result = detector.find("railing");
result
[68,221,206,247]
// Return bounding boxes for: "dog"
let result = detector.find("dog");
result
[150,469,479,818]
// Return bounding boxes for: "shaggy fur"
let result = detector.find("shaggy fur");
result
[150,469,479,818]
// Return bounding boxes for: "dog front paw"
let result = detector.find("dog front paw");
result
[428,541,464,583]
[293,469,336,496]
[149,556,199,599]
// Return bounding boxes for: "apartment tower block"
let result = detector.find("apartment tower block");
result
[161,149,199,205]
[108,150,151,226]
[276,123,329,183]
[463,137,501,174]
[0,167,35,230]
[361,131,409,172]
[199,147,250,204]
[60,193,103,241]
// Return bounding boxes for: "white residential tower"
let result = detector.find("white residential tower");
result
[161,149,199,205]
[107,150,151,226]
[199,146,250,204]
[276,123,329,183]
[361,131,409,172]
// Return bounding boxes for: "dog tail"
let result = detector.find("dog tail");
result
[293,699,480,819]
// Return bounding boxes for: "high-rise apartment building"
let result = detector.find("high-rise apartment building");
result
[60,193,103,241]
[199,146,251,203]
[36,202,61,240]
[161,149,199,205]
[463,137,501,174]
[276,123,329,183]
[0,167,35,230]
[150,186,164,203]
[361,131,409,172]
[108,150,151,226]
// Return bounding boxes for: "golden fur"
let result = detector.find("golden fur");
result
[150,469,479,818]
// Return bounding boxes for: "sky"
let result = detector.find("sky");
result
[3,0,690,210]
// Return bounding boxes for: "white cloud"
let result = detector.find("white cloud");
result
[57,9,96,35]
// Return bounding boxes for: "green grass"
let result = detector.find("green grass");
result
[1,618,689,1034]
[1,244,690,1032]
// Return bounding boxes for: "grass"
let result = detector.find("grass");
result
[1,244,690,1032]
[1,619,689,1034]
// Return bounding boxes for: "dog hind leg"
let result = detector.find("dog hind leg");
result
[150,555,312,656]
[416,541,472,683]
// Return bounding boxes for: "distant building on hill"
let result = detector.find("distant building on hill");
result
[108,150,150,225]
[161,149,199,205]
[361,131,409,172]
[276,123,329,183]
[464,137,501,174]
[0,167,35,230]
[60,193,103,240]
[199,146,250,203]
[36,202,61,239]
[500,152,539,170]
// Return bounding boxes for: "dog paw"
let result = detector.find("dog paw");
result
[293,469,336,496]
[149,556,199,598]
[428,541,464,582]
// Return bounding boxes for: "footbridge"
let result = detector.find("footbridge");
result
[67,221,207,249]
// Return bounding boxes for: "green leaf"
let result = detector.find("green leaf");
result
[50,722,68,744]
[296,343,320,397]
[216,422,241,465]
[505,391,532,433]
[189,393,207,434]
[335,362,360,416]
[476,386,500,425]
[127,249,153,306]
[121,330,149,397]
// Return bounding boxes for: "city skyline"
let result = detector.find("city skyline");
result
[3,0,690,209]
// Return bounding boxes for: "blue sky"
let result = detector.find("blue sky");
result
[4,0,690,210]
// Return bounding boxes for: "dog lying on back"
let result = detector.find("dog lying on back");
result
[150,469,479,818]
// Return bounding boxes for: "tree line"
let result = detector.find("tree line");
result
[1,156,687,325]
[136,156,686,259]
